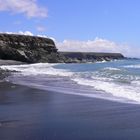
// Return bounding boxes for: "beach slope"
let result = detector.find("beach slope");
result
[0,82,140,140]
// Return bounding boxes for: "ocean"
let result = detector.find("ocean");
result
[1,59,140,104]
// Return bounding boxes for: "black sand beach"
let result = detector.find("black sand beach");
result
[1,82,140,140]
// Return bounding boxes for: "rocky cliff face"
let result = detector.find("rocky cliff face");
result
[0,34,124,63]
[60,52,124,63]
[0,34,61,63]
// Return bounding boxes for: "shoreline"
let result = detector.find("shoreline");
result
[1,82,140,140]
[0,59,25,66]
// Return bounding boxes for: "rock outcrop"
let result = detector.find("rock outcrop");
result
[0,33,124,63]
[59,52,124,63]
[0,34,61,63]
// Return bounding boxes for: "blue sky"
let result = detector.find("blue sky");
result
[0,0,140,57]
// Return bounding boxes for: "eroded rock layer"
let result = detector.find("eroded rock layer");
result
[0,34,61,63]
[0,34,124,63]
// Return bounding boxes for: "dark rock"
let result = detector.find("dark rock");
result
[0,69,11,81]
[0,33,124,63]
[0,34,61,63]
[59,52,124,63]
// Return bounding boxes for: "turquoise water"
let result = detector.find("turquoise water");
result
[1,59,140,104]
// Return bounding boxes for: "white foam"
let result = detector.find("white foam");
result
[0,63,73,77]
[103,67,121,71]
[131,81,140,86]
[8,77,138,104]
[124,64,140,68]
[95,60,107,63]
[73,77,140,103]
[1,62,140,104]
[91,76,112,81]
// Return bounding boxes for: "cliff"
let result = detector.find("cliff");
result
[0,34,124,63]
[60,52,124,63]
[0,34,62,63]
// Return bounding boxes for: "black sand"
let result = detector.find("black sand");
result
[1,82,140,140]
[0,59,25,65]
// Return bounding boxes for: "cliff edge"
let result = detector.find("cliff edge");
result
[0,34,124,63]
[0,34,61,63]
[60,52,124,63]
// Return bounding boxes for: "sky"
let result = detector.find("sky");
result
[0,0,140,57]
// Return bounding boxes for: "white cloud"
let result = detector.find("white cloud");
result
[18,31,33,36]
[37,35,56,41]
[1,31,55,40]
[4,31,33,36]
[0,0,47,18]
[56,38,140,58]
[37,34,47,38]
[56,38,128,54]
[1,30,140,58]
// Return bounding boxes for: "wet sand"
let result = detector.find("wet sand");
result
[0,59,25,65]
[1,82,140,140]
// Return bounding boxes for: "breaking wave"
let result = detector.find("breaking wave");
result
[1,59,140,104]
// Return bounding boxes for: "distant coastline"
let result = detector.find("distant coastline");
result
[0,33,124,64]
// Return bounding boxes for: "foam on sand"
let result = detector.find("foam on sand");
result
[1,62,140,104]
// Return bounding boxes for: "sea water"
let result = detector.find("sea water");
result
[1,59,140,104]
